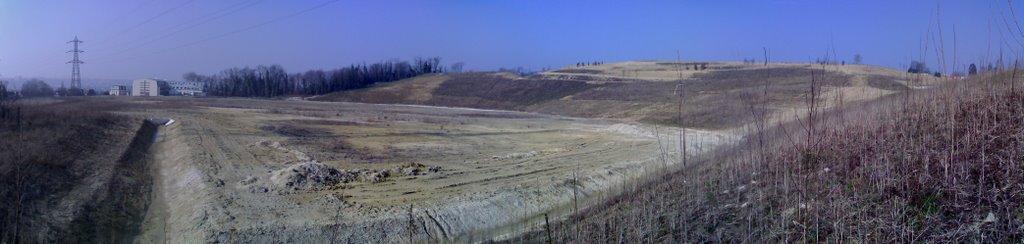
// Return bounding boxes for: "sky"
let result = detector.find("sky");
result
[0,0,1021,85]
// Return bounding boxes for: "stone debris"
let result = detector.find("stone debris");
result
[270,162,345,191]
[269,162,442,191]
[984,212,997,223]
[493,151,537,160]
[258,139,440,192]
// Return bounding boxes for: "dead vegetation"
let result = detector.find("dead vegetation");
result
[433,73,595,108]
[0,99,143,242]
[317,63,902,130]
[508,70,1024,243]
[866,74,912,91]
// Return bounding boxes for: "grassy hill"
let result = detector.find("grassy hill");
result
[316,61,920,130]
[507,71,1024,242]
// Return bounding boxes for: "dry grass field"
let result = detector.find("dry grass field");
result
[318,61,928,130]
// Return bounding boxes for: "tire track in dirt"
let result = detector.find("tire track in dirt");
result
[440,167,559,189]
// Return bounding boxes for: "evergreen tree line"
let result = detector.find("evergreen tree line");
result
[187,57,448,97]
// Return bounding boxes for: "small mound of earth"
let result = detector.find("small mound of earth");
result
[270,162,345,191]
[339,168,389,183]
[269,162,443,191]
[339,163,442,183]
[393,162,441,176]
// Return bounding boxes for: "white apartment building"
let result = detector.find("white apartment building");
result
[167,80,205,96]
[109,85,129,96]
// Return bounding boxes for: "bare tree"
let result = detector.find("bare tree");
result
[20,79,53,98]
[908,61,930,74]
[449,62,465,73]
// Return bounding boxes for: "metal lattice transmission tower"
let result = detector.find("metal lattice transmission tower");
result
[67,36,84,89]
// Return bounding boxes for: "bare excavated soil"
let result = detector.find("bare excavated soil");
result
[86,97,732,243]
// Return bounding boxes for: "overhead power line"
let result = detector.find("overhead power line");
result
[97,0,265,56]
[95,0,158,32]
[94,0,199,47]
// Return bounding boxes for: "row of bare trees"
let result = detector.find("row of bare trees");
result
[188,57,450,97]
[4,79,99,98]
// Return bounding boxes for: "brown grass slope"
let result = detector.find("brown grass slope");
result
[0,99,151,243]
[316,62,909,130]
[505,72,1024,243]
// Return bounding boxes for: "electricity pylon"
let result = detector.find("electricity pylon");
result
[67,36,84,89]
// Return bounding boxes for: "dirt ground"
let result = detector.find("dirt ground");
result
[104,97,731,242]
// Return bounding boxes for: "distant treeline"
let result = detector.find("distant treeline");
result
[187,57,458,97]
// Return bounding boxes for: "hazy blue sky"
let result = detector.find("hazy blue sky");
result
[0,0,1020,83]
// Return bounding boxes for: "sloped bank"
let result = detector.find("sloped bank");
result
[67,118,163,242]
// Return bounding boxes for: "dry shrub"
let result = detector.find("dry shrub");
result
[508,71,1024,243]
[0,99,139,242]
